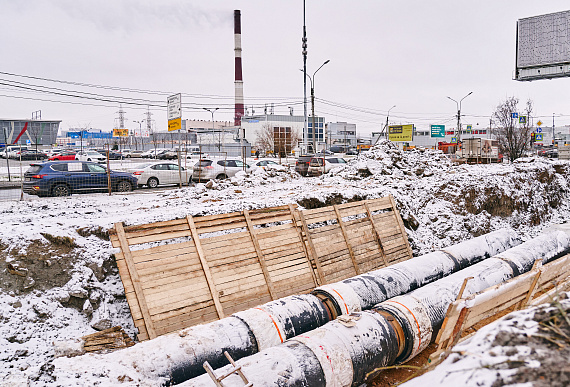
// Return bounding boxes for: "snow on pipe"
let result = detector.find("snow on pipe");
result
[185,230,570,387]
[53,230,518,385]
[312,229,520,317]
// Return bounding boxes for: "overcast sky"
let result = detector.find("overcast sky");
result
[2,0,570,136]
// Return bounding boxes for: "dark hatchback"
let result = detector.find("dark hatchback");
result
[23,161,138,197]
[294,154,315,176]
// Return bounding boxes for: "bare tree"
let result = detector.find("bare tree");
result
[255,124,301,156]
[492,97,533,162]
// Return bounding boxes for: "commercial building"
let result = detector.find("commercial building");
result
[0,119,61,146]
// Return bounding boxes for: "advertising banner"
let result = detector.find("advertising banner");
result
[430,124,445,138]
[168,93,182,132]
[113,129,129,137]
[388,124,414,142]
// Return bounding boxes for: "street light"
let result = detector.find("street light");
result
[133,120,142,150]
[203,107,219,151]
[384,105,396,134]
[447,92,473,143]
[301,59,330,153]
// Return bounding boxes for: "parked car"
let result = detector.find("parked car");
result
[192,159,251,181]
[48,151,77,161]
[307,157,348,176]
[23,161,137,197]
[141,148,167,159]
[124,150,145,158]
[75,150,107,163]
[6,146,30,159]
[130,162,191,188]
[106,151,125,160]
[252,159,288,172]
[157,149,179,160]
[294,154,315,176]
[17,149,48,160]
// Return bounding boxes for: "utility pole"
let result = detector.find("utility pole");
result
[447,92,473,144]
[552,113,554,147]
[302,0,308,154]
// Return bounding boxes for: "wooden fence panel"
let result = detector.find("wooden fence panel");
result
[110,196,412,340]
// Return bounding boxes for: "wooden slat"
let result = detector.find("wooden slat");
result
[114,222,157,339]
[243,209,276,300]
[298,209,325,285]
[186,215,225,319]
[388,195,413,259]
[333,205,360,275]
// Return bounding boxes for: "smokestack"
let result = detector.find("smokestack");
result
[234,10,244,127]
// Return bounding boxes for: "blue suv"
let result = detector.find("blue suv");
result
[23,161,138,197]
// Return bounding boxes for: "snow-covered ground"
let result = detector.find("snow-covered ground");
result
[1,141,569,385]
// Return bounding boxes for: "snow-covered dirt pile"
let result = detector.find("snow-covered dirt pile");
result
[403,293,570,387]
[1,141,570,385]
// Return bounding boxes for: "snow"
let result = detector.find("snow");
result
[1,141,570,385]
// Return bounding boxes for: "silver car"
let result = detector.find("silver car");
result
[131,162,191,188]
[192,159,251,181]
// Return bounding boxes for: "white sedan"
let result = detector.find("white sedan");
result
[131,162,191,188]
[252,159,288,172]
[75,151,107,163]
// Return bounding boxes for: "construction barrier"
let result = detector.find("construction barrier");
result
[109,196,413,340]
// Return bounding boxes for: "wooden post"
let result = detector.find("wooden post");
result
[298,209,326,285]
[333,205,361,275]
[114,222,157,339]
[521,261,543,308]
[186,216,225,319]
[364,202,389,267]
[448,307,470,350]
[456,277,474,301]
[288,204,319,287]
[388,195,414,259]
[243,209,277,300]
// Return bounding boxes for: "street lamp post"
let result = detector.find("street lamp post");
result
[203,107,219,152]
[447,92,473,143]
[133,120,142,150]
[384,105,396,135]
[303,60,330,153]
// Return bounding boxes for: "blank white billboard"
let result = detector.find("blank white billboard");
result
[517,10,570,68]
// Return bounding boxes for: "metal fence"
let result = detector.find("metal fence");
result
[0,147,296,202]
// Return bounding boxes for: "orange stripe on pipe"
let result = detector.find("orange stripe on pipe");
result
[331,289,350,314]
[385,300,422,353]
[254,308,284,343]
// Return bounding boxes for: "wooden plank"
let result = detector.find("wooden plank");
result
[325,204,359,277]
[123,223,191,241]
[388,195,413,260]
[243,209,276,300]
[114,222,157,340]
[521,263,543,308]
[194,221,248,235]
[121,218,188,233]
[366,197,393,212]
[186,215,225,319]
[127,230,192,246]
[298,209,325,285]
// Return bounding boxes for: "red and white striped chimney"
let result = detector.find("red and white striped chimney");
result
[234,10,244,127]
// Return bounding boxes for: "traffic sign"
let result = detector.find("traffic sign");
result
[451,137,457,143]
[535,134,543,141]
[511,112,519,119]
[537,120,543,126]
[168,93,182,131]
[519,115,527,124]
[536,127,542,133]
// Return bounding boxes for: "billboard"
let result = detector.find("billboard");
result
[388,124,413,142]
[430,124,445,138]
[516,10,570,81]
[113,129,129,137]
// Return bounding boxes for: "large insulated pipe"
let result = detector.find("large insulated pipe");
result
[53,230,519,385]
[185,231,570,387]
[234,9,245,126]
[313,229,520,317]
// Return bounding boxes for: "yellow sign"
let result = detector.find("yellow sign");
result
[168,118,182,132]
[537,120,543,126]
[113,128,129,137]
[388,124,414,142]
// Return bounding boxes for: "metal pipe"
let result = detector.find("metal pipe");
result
[187,231,570,387]
[52,230,519,385]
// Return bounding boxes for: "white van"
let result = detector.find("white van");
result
[3,145,30,159]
